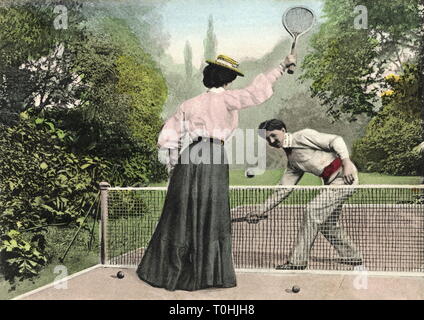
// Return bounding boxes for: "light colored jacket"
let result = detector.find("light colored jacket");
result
[158,67,284,150]
[280,129,351,185]
[259,129,356,213]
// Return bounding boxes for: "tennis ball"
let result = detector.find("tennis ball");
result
[292,285,300,293]
[117,271,125,279]
[245,169,255,178]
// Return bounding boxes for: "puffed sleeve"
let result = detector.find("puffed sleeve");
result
[157,106,185,149]
[223,67,284,111]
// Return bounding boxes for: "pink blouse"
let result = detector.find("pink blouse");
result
[158,67,284,149]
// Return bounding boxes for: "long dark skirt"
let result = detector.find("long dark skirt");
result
[136,139,236,291]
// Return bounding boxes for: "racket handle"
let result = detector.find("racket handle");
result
[290,41,296,54]
[287,40,297,74]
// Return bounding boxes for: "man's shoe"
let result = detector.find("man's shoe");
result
[339,257,363,266]
[275,263,307,270]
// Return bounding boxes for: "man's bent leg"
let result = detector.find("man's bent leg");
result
[320,177,362,261]
[319,196,361,260]
[289,189,339,266]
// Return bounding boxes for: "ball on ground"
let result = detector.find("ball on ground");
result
[292,285,300,293]
[117,271,125,279]
[245,169,255,178]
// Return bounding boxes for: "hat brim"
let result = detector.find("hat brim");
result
[206,60,244,77]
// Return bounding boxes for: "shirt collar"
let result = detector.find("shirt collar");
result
[207,87,226,93]
[282,133,293,148]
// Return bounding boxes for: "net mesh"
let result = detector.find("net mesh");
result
[104,186,424,273]
[283,7,315,36]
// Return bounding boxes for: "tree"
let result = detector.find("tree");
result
[0,1,169,284]
[0,110,106,284]
[301,0,422,120]
[0,2,86,125]
[184,40,193,80]
[352,64,423,175]
[0,2,169,183]
[203,15,217,62]
[55,16,168,184]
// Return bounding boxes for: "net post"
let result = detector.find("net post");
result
[99,182,110,265]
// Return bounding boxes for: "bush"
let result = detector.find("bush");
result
[0,110,107,284]
[352,64,423,175]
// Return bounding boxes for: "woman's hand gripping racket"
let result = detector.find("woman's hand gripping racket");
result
[282,6,315,74]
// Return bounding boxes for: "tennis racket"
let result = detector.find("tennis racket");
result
[231,214,269,224]
[231,188,294,224]
[282,6,315,74]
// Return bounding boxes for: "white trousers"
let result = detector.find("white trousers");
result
[289,172,362,265]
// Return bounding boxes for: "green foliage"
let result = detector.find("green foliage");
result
[301,0,422,120]
[352,64,423,175]
[0,4,56,67]
[116,54,167,148]
[0,110,106,284]
[65,17,168,185]
[0,2,169,286]
[1,230,48,283]
[0,2,86,125]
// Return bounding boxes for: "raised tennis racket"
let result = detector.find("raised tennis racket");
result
[282,6,315,74]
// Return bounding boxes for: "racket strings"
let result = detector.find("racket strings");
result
[283,7,315,36]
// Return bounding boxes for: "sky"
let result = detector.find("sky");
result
[160,0,324,67]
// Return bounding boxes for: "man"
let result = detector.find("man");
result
[252,119,362,270]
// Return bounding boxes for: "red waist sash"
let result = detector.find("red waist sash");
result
[320,158,342,180]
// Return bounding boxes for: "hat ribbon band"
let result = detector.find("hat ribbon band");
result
[216,58,238,69]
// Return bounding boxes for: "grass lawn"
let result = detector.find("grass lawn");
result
[150,170,422,187]
[0,225,100,300]
[0,254,99,300]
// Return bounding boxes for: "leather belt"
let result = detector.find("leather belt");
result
[196,136,225,145]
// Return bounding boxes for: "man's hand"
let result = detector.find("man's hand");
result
[245,211,268,224]
[342,158,356,185]
[281,54,297,71]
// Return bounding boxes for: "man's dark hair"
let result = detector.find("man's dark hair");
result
[203,64,238,88]
[258,119,287,132]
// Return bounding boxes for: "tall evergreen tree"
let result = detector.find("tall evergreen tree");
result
[184,40,193,79]
[203,15,217,63]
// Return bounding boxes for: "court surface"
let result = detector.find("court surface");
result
[14,265,424,300]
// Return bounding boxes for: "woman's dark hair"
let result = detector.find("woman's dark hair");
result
[258,119,287,132]
[203,64,238,88]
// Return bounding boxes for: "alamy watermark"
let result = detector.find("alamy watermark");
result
[53,265,69,289]
[354,5,368,30]
[158,123,267,175]
[352,265,368,290]
[53,5,68,30]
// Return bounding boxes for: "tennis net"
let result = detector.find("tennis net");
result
[100,184,424,273]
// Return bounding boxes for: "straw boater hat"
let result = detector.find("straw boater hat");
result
[206,54,244,77]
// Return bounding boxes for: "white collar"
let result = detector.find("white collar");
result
[207,87,226,93]
[282,133,293,148]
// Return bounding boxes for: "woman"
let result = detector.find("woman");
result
[137,54,296,291]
